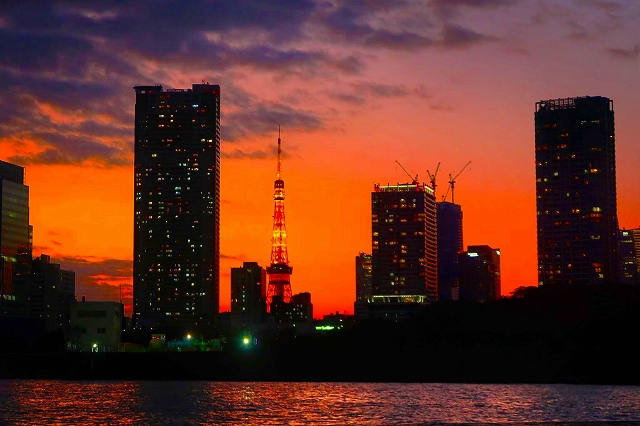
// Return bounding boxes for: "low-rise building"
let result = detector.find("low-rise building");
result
[69,299,123,352]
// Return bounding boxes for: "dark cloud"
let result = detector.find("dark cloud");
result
[220,254,246,260]
[0,30,93,77]
[0,0,510,169]
[365,31,434,50]
[430,103,455,112]
[8,132,131,167]
[322,5,434,51]
[565,20,590,40]
[54,255,133,277]
[222,149,272,160]
[439,23,498,48]
[224,102,323,142]
[608,46,640,60]
[429,0,519,19]
[1,0,317,43]
[582,0,623,13]
[331,92,367,105]
[331,82,431,105]
[327,55,366,75]
[0,0,372,167]
[354,82,411,97]
[222,139,300,161]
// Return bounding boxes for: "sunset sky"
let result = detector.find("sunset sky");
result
[1,0,639,318]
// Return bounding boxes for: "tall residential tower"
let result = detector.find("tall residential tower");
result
[535,96,618,286]
[133,83,220,338]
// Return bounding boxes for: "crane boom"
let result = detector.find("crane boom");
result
[450,160,471,182]
[395,160,418,184]
[426,162,440,192]
[447,160,471,204]
[442,181,451,202]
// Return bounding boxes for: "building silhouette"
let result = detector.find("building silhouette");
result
[619,228,640,285]
[535,96,618,286]
[133,83,220,338]
[231,262,267,328]
[0,160,30,317]
[28,254,76,338]
[354,252,372,320]
[437,201,463,301]
[459,245,501,303]
[369,181,437,319]
[271,292,313,324]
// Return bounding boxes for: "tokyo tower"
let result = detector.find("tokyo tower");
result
[266,127,292,311]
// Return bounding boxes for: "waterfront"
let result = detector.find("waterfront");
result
[1,381,639,425]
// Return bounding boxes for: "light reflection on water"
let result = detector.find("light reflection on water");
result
[1,380,639,425]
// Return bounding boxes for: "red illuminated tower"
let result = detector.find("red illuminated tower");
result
[266,128,293,311]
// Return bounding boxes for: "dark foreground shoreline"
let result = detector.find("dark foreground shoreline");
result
[1,338,638,385]
[3,283,640,384]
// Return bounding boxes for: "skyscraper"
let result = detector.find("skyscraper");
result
[370,181,437,319]
[133,83,220,338]
[437,201,463,300]
[535,96,618,286]
[0,160,30,316]
[458,245,501,303]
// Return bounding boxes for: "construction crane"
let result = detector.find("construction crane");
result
[426,162,440,193]
[442,160,471,204]
[395,160,419,184]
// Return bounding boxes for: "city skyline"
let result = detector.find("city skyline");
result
[0,1,639,318]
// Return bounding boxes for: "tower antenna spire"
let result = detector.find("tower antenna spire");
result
[277,125,282,179]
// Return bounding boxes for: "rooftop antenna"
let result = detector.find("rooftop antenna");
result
[277,125,282,180]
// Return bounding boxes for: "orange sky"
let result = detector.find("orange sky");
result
[1,1,639,318]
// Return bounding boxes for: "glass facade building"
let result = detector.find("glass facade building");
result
[0,160,30,313]
[535,96,618,286]
[133,84,220,338]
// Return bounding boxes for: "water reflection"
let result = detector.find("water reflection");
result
[1,381,639,425]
